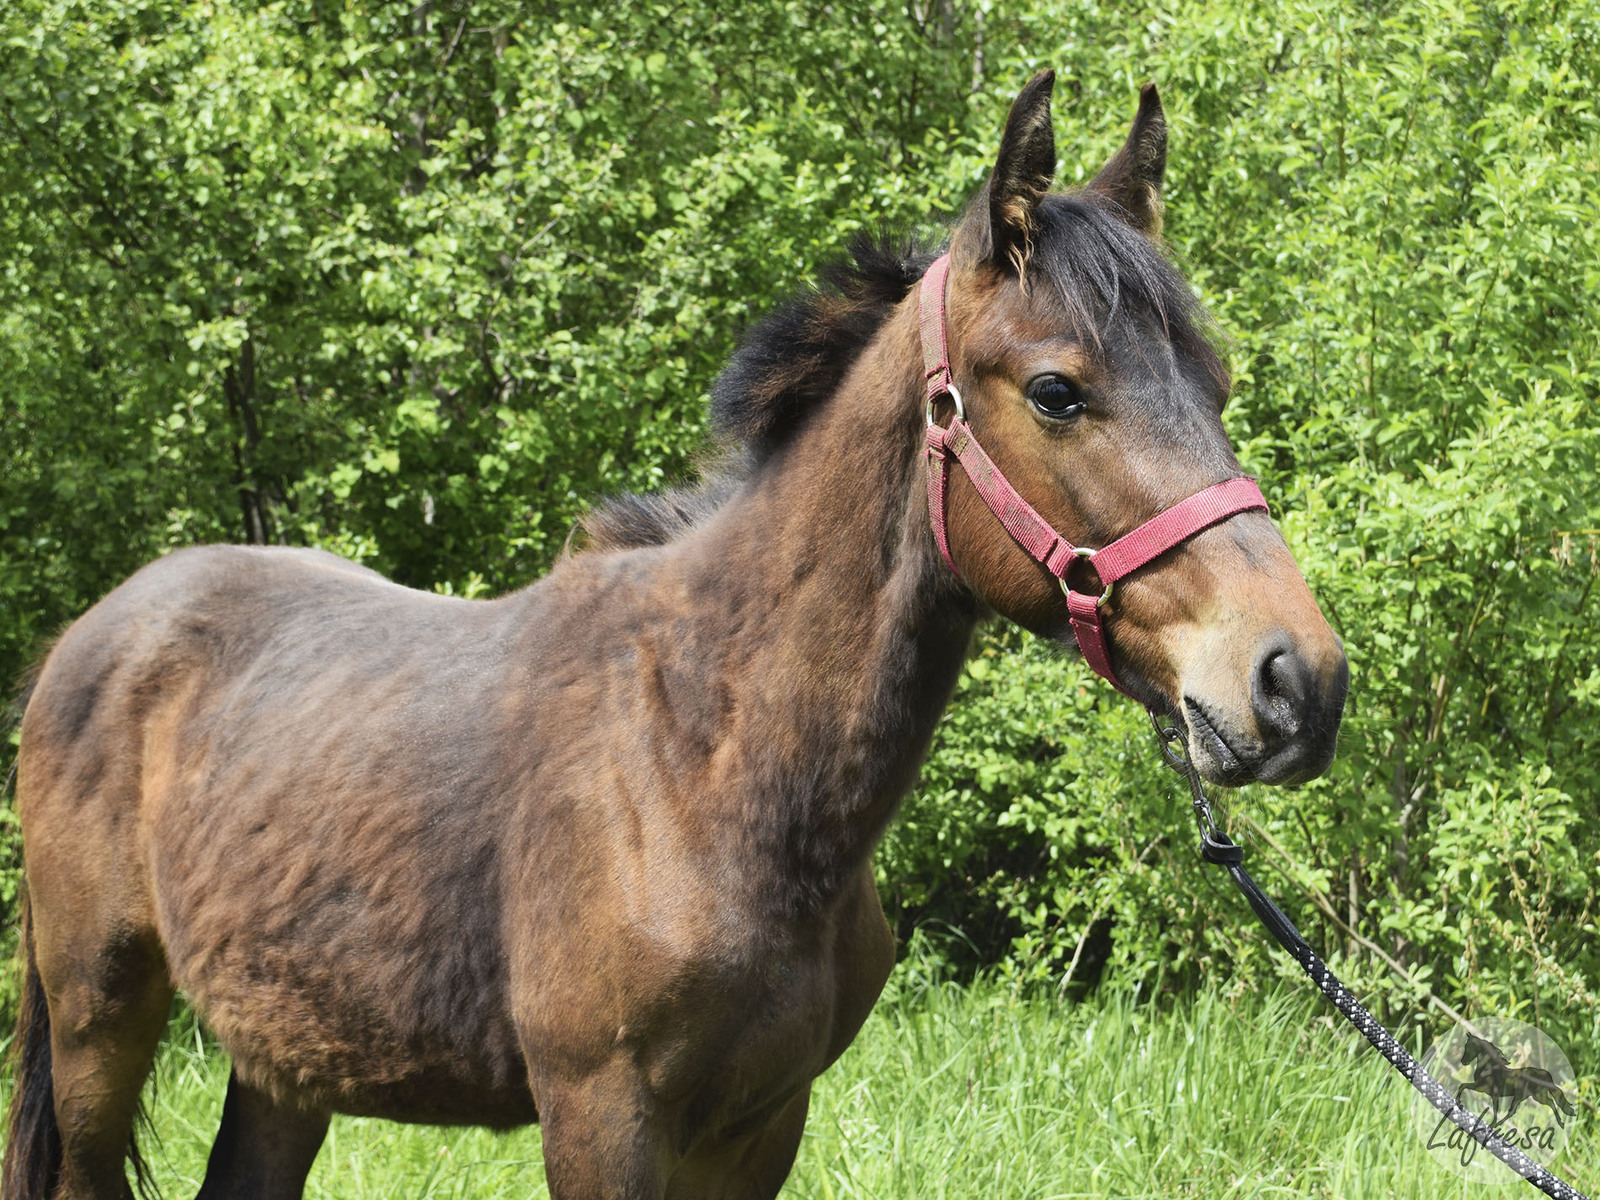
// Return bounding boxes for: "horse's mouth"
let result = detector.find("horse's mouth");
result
[1183,697,1257,786]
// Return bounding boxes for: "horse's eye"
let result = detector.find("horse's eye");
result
[1025,374,1086,420]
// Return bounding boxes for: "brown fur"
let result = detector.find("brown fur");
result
[4,77,1346,1200]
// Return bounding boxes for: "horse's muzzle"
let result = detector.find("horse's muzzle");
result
[1182,633,1349,787]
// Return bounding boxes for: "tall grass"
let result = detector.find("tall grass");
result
[790,963,1599,1199]
[9,969,1597,1198]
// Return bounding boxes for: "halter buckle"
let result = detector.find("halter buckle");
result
[1059,547,1113,608]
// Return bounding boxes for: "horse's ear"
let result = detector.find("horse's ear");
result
[975,70,1057,272]
[1084,83,1167,236]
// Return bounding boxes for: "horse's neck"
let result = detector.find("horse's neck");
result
[674,305,980,915]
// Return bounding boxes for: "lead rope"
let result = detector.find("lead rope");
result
[1149,712,1592,1200]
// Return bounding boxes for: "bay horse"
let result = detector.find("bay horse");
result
[4,72,1348,1200]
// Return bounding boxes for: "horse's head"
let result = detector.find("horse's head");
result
[1463,1034,1499,1067]
[934,72,1348,786]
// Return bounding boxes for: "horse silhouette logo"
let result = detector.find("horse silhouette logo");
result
[1461,1033,1579,1129]
[1411,1015,1580,1182]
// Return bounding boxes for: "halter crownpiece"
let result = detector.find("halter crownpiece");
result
[918,252,1269,695]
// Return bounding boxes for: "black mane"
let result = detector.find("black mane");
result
[709,233,935,452]
[580,196,1225,553]
[575,459,750,555]
[580,233,931,552]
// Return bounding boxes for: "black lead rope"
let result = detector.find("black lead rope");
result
[1150,714,1592,1200]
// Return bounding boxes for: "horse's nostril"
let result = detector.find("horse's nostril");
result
[1252,640,1310,744]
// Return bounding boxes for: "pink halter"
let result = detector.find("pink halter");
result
[919,253,1268,697]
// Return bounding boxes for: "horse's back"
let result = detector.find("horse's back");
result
[20,543,479,799]
[18,544,539,1120]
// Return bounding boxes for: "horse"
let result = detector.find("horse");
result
[1461,1033,1577,1128]
[4,71,1348,1200]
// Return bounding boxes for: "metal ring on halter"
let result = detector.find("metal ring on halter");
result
[924,383,965,428]
[1058,546,1113,607]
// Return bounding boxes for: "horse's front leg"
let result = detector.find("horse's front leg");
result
[535,1064,671,1200]
[665,1087,811,1200]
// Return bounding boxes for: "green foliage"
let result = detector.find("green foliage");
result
[1,0,1596,1046]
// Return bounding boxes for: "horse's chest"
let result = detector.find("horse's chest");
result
[616,876,895,1142]
[628,953,838,1139]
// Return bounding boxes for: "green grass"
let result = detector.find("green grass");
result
[13,970,1600,1199]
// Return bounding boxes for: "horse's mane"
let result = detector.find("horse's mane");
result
[574,457,752,555]
[579,194,1226,554]
[579,232,930,553]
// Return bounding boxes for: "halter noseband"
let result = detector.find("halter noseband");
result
[918,252,1268,696]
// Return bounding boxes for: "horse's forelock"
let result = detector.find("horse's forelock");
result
[1029,194,1231,396]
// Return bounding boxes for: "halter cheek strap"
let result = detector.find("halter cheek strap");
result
[918,252,1269,696]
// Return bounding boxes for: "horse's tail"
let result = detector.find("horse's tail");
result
[3,896,63,1200]
[1554,1086,1579,1119]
